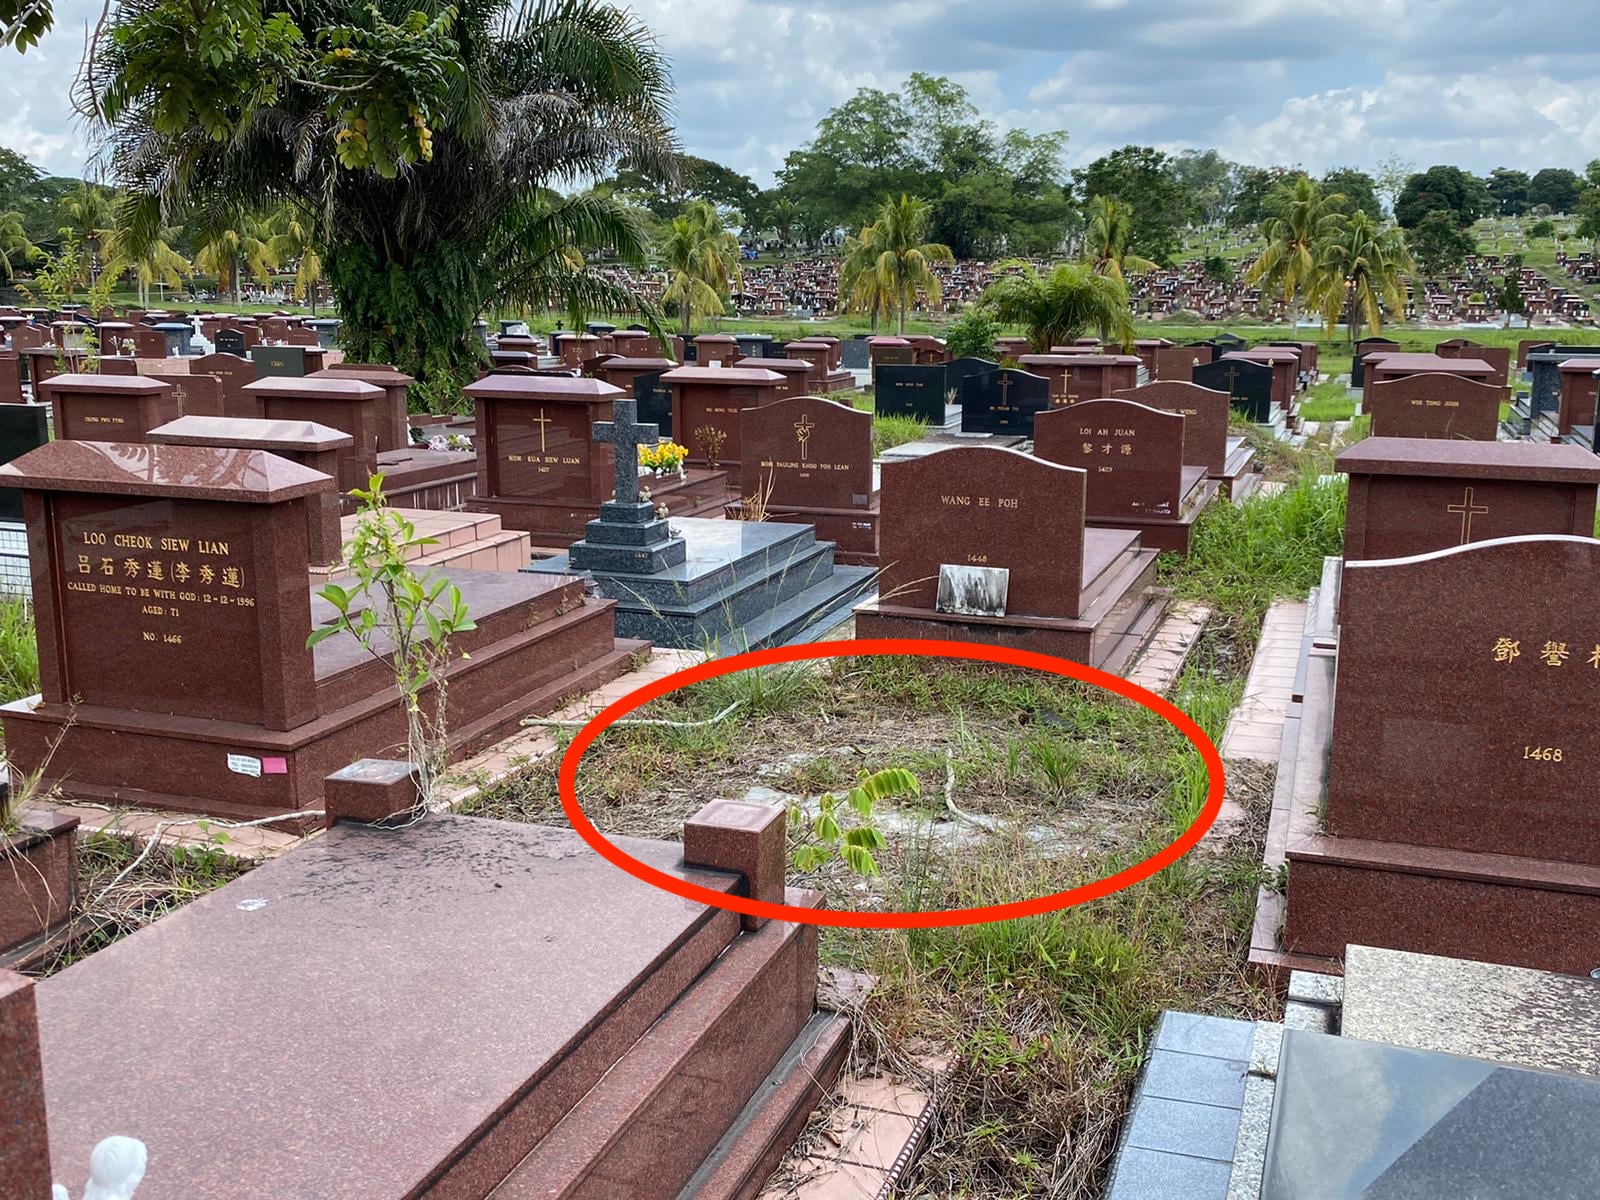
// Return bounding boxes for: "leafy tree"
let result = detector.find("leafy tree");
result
[607,155,761,224]
[0,0,53,49]
[839,194,952,335]
[1497,274,1525,328]
[1310,211,1414,344]
[1084,194,1155,283]
[978,260,1134,352]
[1529,218,1556,240]
[1203,254,1232,283]
[1244,177,1347,328]
[1228,166,1305,229]
[1073,145,1190,264]
[660,200,741,336]
[1374,155,1415,217]
[1576,189,1600,250]
[1394,166,1491,228]
[943,304,999,361]
[0,147,40,208]
[1171,149,1238,227]
[86,0,674,402]
[1409,209,1477,276]
[1320,167,1381,220]
[59,182,117,284]
[1528,168,1583,214]
[1487,168,1533,216]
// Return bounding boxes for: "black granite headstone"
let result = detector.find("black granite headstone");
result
[214,329,248,356]
[634,370,674,438]
[1350,336,1401,387]
[1194,358,1274,424]
[0,404,49,522]
[250,345,309,379]
[875,364,948,422]
[841,339,871,370]
[959,368,1050,436]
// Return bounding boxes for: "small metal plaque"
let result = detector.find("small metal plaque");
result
[936,564,1009,617]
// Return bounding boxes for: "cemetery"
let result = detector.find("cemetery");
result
[5,6,1600,1199]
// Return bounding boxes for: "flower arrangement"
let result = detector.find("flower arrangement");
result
[638,441,689,478]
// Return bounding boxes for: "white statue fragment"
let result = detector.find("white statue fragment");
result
[51,1135,147,1199]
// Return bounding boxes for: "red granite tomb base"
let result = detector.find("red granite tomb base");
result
[1217,441,1263,501]
[1087,478,1221,555]
[854,546,1165,674]
[1284,838,1600,976]
[1,573,642,822]
[0,813,79,959]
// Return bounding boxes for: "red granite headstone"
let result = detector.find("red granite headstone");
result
[692,334,740,368]
[0,970,51,1199]
[1339,437,1600,561]
[145,371,225,419]
[40,374,179,442]
[1555,357,1600,437]
[663,366,784,467]
[0,348,22,404]
[1365,374,1502,441]
[739,395,872,510]
[1033,400,1190,520]
[311,364,412,452]
[242,375,385,489]
[1155,346,1206,382]
[1113,381,1231,475]
[736,356,810,399]
[875,446,1086,618]
[191,351,261,419]
[462,374,617,538]
[148,415,352,568]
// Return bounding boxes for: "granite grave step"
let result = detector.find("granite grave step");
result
[33,817,752,1199]
[487,889,825,1200]
[682,1012,853,1200]
[311,508,532,578]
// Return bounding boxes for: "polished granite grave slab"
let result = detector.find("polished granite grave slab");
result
[1263,1029,1600,1200]
[36,817,744,1200]
[1340,945,1600,1078]
[528,516,874,650]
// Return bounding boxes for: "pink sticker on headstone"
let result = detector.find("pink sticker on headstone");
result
[260,757,289,775]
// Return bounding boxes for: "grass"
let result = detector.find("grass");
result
[466,612,1277,1199]
[1299,377,1358,423]
[1164,470,1348,642]
[26,827,255,977]
[0,597,38,704]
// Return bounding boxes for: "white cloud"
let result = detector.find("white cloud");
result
[8,0,1600,185]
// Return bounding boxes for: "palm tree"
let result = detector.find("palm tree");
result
[978,260,1135,352]
[59,182,117,285]
[1245,177,1348,328]
[263,203,325,306]
[192,217,273,305]
[660,199,741,336]
[87,0,677,388]
[837,226,896,331]
[1310,211,1414,345]
[1084,195,1156,283]
[841,194,953,335]
[0,210,38,279]
[101,206,189,304]
[769,197,798,249]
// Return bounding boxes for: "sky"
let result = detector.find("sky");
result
[9,0,1600,185]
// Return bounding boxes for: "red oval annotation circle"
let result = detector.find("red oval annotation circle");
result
[558,638,1225,929]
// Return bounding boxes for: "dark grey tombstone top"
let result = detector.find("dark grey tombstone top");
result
[1263,1029,1600,1199]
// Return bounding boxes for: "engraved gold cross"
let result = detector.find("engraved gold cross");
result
[1447,487,1489,543]
[532,408,551,453]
